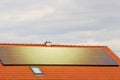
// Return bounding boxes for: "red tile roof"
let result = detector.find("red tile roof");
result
[0,43,120,80]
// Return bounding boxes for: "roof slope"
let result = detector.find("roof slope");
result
[0,43,120,80]
[0,65,120,80]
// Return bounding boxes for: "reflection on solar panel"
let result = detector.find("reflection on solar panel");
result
[0,46,118,66]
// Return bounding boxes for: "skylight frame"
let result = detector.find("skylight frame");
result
[30,66,44,76]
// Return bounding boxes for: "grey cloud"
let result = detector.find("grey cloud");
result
[0,0,120,57]
[114,50,120,58]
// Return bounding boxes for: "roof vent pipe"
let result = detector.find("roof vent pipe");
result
[44,40,52,46]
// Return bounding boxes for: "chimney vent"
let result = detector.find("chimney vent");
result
[44,40,52,46]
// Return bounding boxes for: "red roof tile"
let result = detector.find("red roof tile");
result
[0,43,120,80]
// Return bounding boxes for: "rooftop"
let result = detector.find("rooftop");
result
[0,43,120,80]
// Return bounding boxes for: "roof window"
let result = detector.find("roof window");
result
[30,66,44,76]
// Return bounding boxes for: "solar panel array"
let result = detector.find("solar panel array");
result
[0,46,118,65]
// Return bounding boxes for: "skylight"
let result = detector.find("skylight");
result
[30,66,44,76]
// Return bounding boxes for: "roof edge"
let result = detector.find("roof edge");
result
[104,46,120,65]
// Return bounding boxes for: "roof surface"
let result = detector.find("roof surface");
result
[0,43,120,80]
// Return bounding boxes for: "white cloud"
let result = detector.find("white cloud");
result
[0,6,55,26]
[0,0,120,57]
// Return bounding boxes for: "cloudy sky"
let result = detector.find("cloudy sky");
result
[0,0,120,57]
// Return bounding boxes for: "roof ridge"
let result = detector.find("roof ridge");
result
[0,43,107,47]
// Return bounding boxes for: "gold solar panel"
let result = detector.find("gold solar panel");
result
[0,46,118,66]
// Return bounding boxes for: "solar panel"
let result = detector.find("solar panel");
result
[0,46,118,66]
